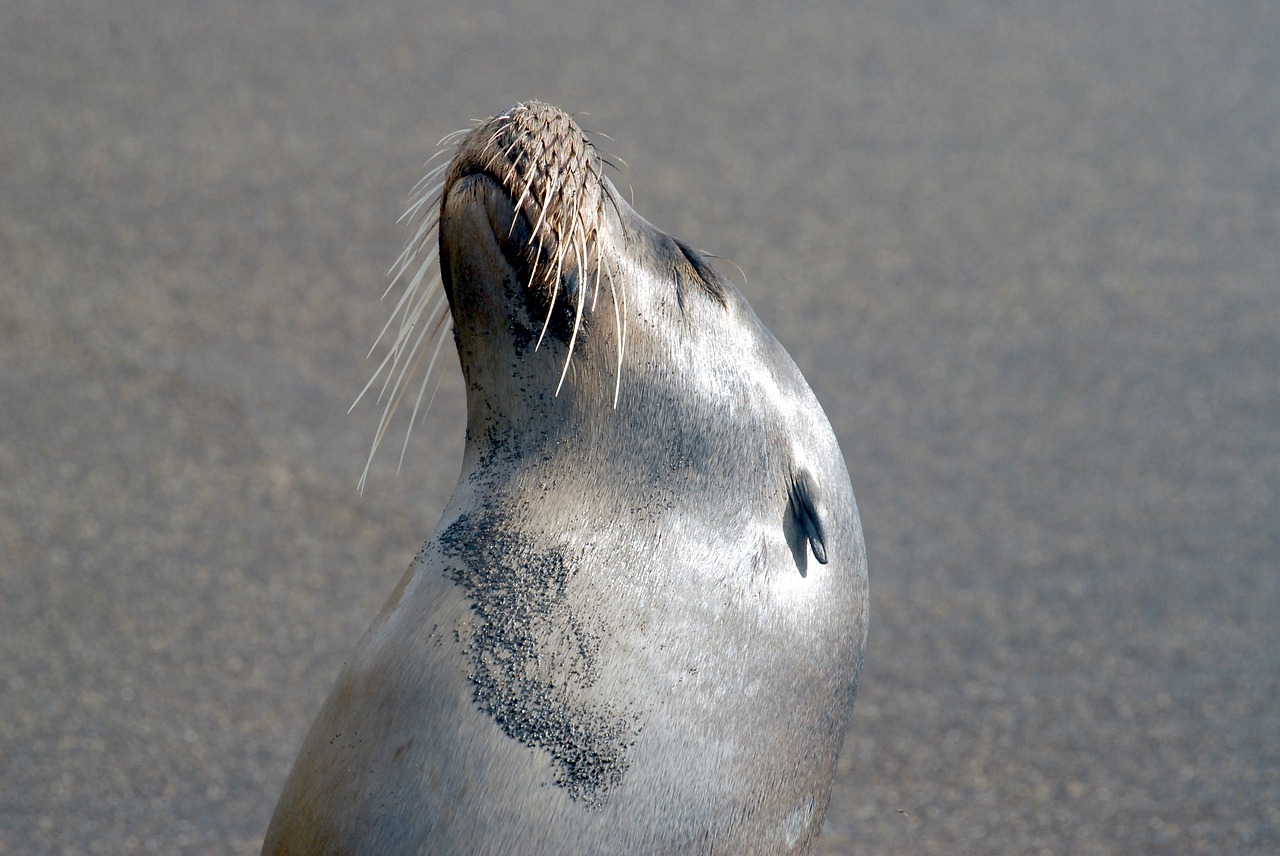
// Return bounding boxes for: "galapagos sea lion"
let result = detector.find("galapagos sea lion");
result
[263,101,868,855]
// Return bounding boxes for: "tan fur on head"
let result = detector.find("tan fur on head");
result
[352,102,627,493]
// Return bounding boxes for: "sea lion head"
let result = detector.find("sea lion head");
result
[363,100,849,579]
[437,102,738,446]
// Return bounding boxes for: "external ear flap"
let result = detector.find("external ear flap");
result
[790,469,830,565]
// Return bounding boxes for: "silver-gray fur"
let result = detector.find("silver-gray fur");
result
[263,101,869,855]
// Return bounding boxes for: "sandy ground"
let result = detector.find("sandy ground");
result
[2,0,1277,853]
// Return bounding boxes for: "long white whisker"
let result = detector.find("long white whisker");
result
[399,179,444,225]
[604,244,625,408]
[372,250,439,357]
[555,218,590,395]
[397,314,453,472]
[527,173,558,253]
[388,211,440,281]
[380,286,447,404]
[509,169,540,238]
[536,243,564,352]
[355,127,464,491]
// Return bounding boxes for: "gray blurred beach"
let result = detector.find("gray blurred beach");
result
[2,1,1277,852]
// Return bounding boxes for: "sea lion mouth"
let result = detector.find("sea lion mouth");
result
[444,168,554,313]
[444,168,537,286]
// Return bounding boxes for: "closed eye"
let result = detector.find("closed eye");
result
[672,237,729,309]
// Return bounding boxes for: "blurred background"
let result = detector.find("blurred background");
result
[2,1,1276,852]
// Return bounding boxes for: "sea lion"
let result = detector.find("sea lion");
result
[263,101,868,855]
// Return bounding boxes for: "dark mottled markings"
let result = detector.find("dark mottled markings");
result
[439,509,637,806]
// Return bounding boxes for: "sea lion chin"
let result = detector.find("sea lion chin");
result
[263,100,869,855]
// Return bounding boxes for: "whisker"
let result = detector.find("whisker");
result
[536,243,565,352]
[555,221,590,395]
[396,309,453,473]
[355,129,462,490]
